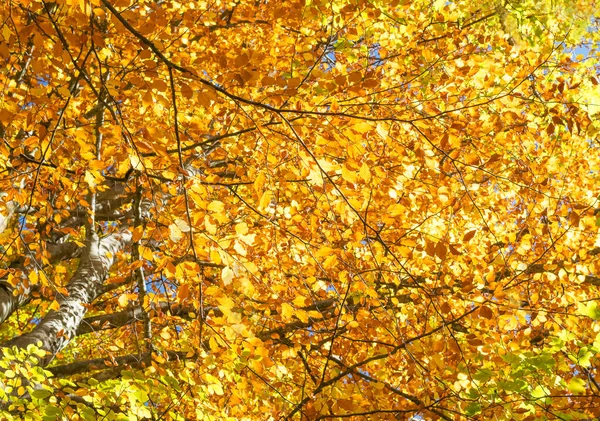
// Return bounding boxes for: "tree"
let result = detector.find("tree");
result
[0,0,599,419]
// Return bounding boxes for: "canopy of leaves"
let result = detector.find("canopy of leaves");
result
[0,0,600,419]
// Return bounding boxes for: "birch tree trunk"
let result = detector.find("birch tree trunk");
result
[1,232,131,363]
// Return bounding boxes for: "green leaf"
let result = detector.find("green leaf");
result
[579,302,600,320]
[32,389,52,399]
[465,402,481,416]
[528,353,555,371]
[43,405,62,420]
[567,377,587,394]
[531,385,549,398]
[593,332,600,352]
[80,408,96,421]
[473,368,493,382]
[577,348,594,367]
[501,353,521,364]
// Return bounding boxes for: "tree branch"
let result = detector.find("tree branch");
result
[0,241,82,325]
[47,350,190,377]
[1,231,132,363]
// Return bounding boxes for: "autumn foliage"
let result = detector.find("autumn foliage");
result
[0,0,600,419]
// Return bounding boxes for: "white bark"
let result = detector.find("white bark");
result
[0,185,129,325]
[0,241,81,325]
[1,231,131,364]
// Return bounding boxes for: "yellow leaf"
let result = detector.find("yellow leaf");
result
[152,353,165,364]
[175,218,191,232]
[210,249,222,264]
[233,241,247,256]
[118,294,130,308]
[38,271,48,285]
[84,170,102,188]
[139,246,154,261]
[152,79,168,92]
[169,223,183,242]
[376,123,388,139]
[353,121,372,133]
[117,157,131,176]
[258,190,274,210]
[221,266,234,285]
[280,303,294,321]
[341,165,357,183]
[316,247,335,257]
[130,153,142,170]
[243,261,259,274]
[132,226,144,243]
[239,276,255,296]
[217,296,235,311]
[205,215,217,235]
[177,283,190,300]
[207,201,225,213]
[239,233,256,246]
[209,337,219,351]
[235,222,249,235]
[323,254,337,269]
[208,382,224,395]
[88,160,105,170]
[235,53,249,67]
[359,162,371,182]
[293,296,307,307]
[142,90,153,108]
[254,173,266,193]
[296,310,308,323]
[29,271,38,285]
